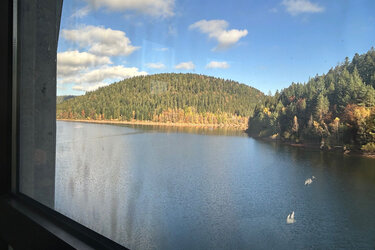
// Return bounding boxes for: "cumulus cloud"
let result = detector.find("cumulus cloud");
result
[282,0,324,15]
[175,61,195,70]
[59,65,147,85]
[146,62,166,69]
[206,61,230,69]
[189,19,248,51]
[57,50,112,77]
[62,26,139,56]
[83,0,175,18]
[72,83,108,92]
[58,25,146,93]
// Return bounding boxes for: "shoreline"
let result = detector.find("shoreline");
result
[57,119,248,131]
[250,135,375,159]
[58,119,375,159]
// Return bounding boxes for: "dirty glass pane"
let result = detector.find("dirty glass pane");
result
[18,0,62,208]
[19,0,375,249]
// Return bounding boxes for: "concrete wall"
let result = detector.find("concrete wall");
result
[18,0,63,208]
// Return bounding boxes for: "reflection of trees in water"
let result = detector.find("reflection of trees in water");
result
[125,124,247,137]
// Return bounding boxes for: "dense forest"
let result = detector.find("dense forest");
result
[248,48,375,153]
[57,73,264,127]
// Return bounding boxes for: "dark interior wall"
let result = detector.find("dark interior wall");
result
[0,1,73,248]
[0,0,64,202]
[0,0,12,196]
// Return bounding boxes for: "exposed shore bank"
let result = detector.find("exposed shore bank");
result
[57,119,248,131]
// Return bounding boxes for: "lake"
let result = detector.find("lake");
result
[55,121,375,249]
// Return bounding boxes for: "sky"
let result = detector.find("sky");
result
[57,0,375,96]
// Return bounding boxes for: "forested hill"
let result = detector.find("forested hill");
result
[248,48,375,153]
[57,73,264,126]
[57,95,76,104]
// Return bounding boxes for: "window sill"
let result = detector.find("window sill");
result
[0,194,127,250]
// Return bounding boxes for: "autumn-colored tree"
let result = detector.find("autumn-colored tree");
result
[247,48,375,152]
[292,116,299,134]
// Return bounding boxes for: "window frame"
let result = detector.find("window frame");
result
[0,0,128,249]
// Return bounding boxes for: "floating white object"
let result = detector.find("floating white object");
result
[312,176,316,179]
[305,178,313,185]
[286,211,295,224]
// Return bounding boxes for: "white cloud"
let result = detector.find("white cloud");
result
[189,19,248,51]
[282,0,324,15]
[206,61,230,69]
[57,50,112,77]
[62,25,139,57]
[146,62,166,69]
[60,65,147,85]
[71,5,91,18]
[175,61,195,70]
[84,0,175,18]
[72,83,108,92]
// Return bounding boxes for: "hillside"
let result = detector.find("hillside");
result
[248,48,375,153]
[57,73,264,127]
[57,95,76,104]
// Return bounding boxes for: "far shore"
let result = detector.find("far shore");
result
[57,118,248,131]
[58,119,375,159]
[250,135,375,159]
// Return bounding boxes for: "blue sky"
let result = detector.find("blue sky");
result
[57,0,375,96]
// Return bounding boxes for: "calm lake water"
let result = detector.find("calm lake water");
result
[55,121,375,249]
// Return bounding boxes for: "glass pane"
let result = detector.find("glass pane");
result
[19,0,375,249]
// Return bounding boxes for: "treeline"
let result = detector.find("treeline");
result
[57,73,264,127]
[247,48,375,153]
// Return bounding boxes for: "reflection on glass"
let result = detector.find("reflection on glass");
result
[55,0,375,249]
[18,0,62,208]
[56,121,375,249]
